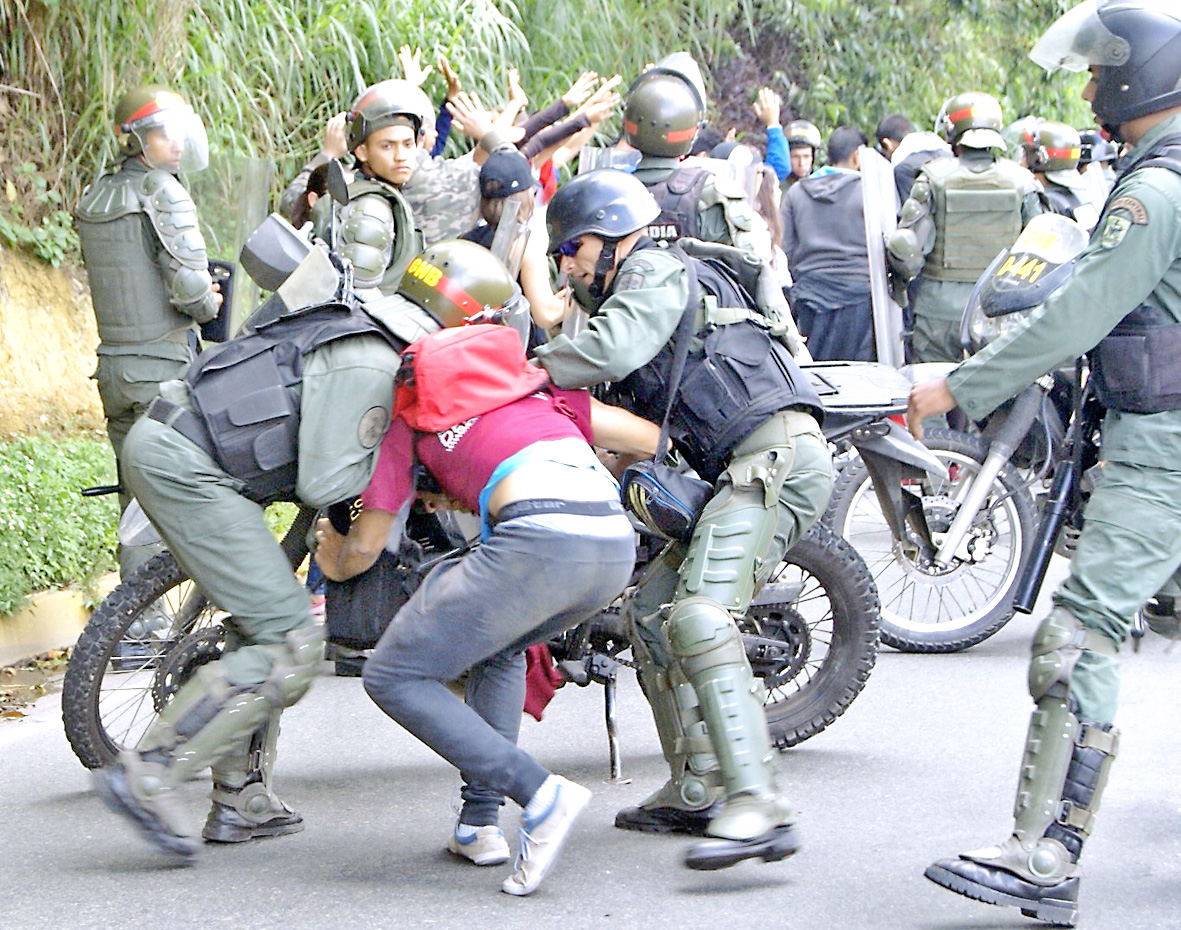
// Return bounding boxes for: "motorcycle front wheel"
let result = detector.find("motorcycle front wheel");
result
[749,522,881,749]
[825,427,1036,653]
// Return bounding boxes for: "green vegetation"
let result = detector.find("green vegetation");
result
[0,433,118,616]
[1,0,1093,264]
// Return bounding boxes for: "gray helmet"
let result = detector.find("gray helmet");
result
[1030,0,1181,131]
[785,119,821,151]
[546,169,660,252]
[1022,120,1082,172]
[936,92,1005,149]
[348,79,431,151]
[623,72,704,157]
[113,84,209,172]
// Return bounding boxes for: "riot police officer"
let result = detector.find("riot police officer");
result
[76,86,221,577]
[623,53,765,257]
[910,1,1181,922]
[533,169,831,871]
[1022,120,1099,229]
[888,91,1042,363]
[338,79,429,294]
[89,239,484,859]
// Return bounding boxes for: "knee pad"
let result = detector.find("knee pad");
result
[257,624,325,708]
[666,597,747,680]
[1028,608,1116,702]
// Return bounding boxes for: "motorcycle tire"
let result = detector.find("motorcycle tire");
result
[752,522,881,749]
[824,427,1036,654]
[62,508,316,770]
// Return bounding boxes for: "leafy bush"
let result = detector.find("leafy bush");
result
[0,433,119,616]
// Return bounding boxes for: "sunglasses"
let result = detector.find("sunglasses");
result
[555,238,583,258]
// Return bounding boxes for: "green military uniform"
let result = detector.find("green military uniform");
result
[534,244,833,852]
[339,173,423,295]
[634,156,765,258]
[108,329,405,853]
[949,111,1181,722]
[891,150,1042,362]
[76,156,219,574]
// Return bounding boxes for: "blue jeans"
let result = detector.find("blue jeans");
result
[362,512,635,821]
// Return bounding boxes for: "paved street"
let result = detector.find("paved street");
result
[3,571,1180,930]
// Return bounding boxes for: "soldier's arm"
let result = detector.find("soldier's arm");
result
[340,193,396,289]
[886,174,935,281]
[949,170,1181,420]
[143,172,219,324]
[295,335,403,507]
[533,250,689,388]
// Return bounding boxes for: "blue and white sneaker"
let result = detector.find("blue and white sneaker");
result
[501,775,592,896]
[446,824,510,866]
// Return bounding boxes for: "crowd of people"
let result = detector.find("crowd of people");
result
[75,0,1181,923]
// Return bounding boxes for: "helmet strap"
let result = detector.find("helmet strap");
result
[589,238,620,309]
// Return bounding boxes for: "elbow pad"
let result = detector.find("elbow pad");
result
[341,196,396,288]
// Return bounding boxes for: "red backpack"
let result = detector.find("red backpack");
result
[393,323,549,432]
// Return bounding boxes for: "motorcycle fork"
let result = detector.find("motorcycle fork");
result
[860,450,937,560]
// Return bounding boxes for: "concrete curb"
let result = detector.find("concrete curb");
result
[0,574,119,667]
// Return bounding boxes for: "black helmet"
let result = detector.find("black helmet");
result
[785,119,821,150]
[1022,120,1082,172]
[1077,127,1120,164]
[546,169,660,253]
[348,79,431,151]
[623,72,704,157]
[398,240,520,328]
[1030,0,1181,130]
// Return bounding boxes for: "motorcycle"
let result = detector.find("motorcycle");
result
[824,214,1088,653]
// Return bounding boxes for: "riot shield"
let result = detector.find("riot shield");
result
[859,145,905,367]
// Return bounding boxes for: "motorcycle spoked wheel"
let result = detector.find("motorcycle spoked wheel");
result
[824,427,1036,654]
[752,522,881,749]
[62,551,224,769]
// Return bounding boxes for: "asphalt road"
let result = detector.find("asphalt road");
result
[3,566,1180,930]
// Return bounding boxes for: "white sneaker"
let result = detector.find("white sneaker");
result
[501,776,592,896]
[446,825,510,866]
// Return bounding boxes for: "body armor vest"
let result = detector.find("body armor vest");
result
[644,167,710,244]
[923,156,1029,283]
[1090,133,1181,414]
[76,163,197,345]
[186,304,404,503]
[1041,183,1084,220]
[606,241,824,482]
[341,177,421,293]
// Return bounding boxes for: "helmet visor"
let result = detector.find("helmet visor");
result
[1029,0,1132,73]
[142,105,210,173]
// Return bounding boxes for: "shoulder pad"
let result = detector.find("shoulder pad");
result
[359,291,440,344]
[76,170,144,223]
[702,172,749,203]
[141,170,209,269]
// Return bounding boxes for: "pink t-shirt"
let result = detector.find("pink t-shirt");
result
[360,387,595,515]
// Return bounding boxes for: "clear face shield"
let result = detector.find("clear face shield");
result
[1029,0,1132,73]
[135,105,210,173]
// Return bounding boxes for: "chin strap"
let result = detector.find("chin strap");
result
[588,238,620,309]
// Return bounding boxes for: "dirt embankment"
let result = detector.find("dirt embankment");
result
[0,246,104,436]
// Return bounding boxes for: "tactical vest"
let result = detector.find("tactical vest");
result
[1041,183,1084,220]
[341,177,422,293]
[76,162,199,345]
[605,240,824,482]
[1090,133,1181,414]
[923,156,1030,283]
[185,304,404,504]
[645,166,710,243]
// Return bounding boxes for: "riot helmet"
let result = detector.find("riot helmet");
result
[936,92,1005,150]
[348,80,431,152]
[1030,0,1181,132]
[1077,127,1119,164]
[623,72,705,158]
[397,239,521,328]
[546,169,660,308]
[114,85,209,173]
[1022,120,1083,173]
[785,120,822,150]
[1002,116,1041,162]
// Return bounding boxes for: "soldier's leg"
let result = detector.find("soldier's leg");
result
[614,543,724,834]
[93,417,321,857]
[674,416,831,868]
[927,460,1181,925]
